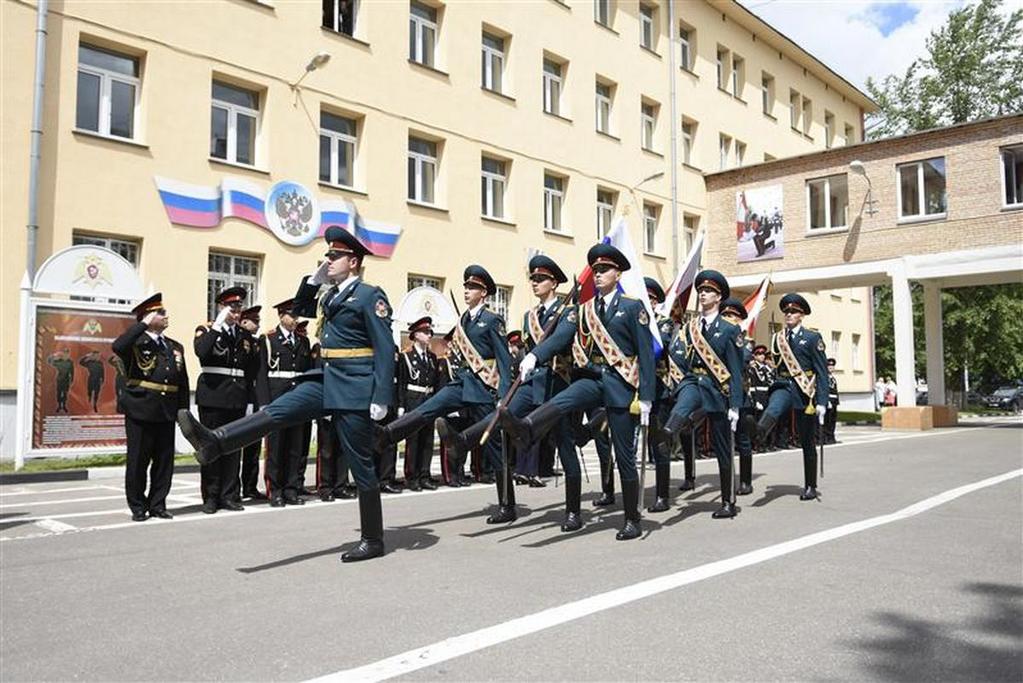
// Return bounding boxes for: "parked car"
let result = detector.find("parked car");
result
[985,385,1023,412]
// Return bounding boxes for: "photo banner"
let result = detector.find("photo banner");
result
[736,185,784,262]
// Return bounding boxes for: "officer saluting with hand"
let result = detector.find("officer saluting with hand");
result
[111,293,189,521]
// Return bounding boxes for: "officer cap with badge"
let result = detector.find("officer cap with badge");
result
[408,316,433,336]
[273,298,295,317]
[132,292,165,321]
[216,286,247,308]
[463,265,497,296]
[587,243,631,271]
[240,305,261,323]
[528,255,568,284]
[324,225,371,260]
[506,330,524,347]
[644,277,665,305]
[719,297,747,320]
[753,344,768,355]
[780,293,812,315]
[695,270,730,300]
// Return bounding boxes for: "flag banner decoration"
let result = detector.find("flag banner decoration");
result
[742,276,771,338]
[153,176,401,258]
[658,230,705,320]
[603,217,663,357]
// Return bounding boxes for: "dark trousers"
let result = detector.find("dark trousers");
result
[266,424,305,498]
[589,406,615,493]
[438,413,469,483]
[124,417,175,514]
[407,384,502,471]
[669,384,733,496]
[550,379,637,482]
[507,380,581,478]
[377,409,399,483]
[824,404,838,443]
[315,417,350,494]
[332,410,378,491]
[736,406,754,486]
[403,418,435,483]
[198,406,245,504]
[241,439,261,495]
[764,390,818,487]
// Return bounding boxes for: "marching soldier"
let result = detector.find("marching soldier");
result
[748,293,829,500]
[824,357,840,444]
[295,320,315,494]
[179,227,397,562]
[376,265,512,522]
[193,287,259,514]
[111,293,189,521]
[78,351,105,411]
[644,276,678,513]
[500,244,655,540]
[662,271,745,519]
[255,299,313,507]
[749,344,775,452]
[397,317,441,492]
[47,348,74,413]
[435,329,471,487]
[238,305,266,501]
[310,338,355,502]
[719,297,756,496]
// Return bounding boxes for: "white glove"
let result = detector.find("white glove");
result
[639,400,652,426]
[728,408,739,432]
[212,306,231,332]
[309,260,330,286]
[518,353,537,381]
[397,407,405,418]
[142,311,159,327]
[755,401,764,411]
[370,403,387,421]
[817,406,828,425]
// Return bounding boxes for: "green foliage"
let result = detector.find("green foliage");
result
[837,411,881,423]
[865,0,1023,138]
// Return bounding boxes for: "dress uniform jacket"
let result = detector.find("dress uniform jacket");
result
[448,307,512,403]
[768,327,830,408]
[523,302,576,404]
[111,322,190,420]
[194,324,259,410]
[255,326,313,405]
[397,347,440,411]
[672,315,744,414]
[574,292,656,408]
[749,360,775,411]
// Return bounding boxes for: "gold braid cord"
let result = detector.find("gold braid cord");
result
[774,331,816,402]
[687,318,731,394]
[451,323,500,390]
[581,300,639,389]
[526,307,546,346]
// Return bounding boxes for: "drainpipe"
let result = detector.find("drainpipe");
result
[26,0,49,279]
[667,0,680,275]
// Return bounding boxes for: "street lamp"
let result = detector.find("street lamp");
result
[849,159,878,216]
[291,51,332,90]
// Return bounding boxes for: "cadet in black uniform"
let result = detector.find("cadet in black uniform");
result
[718,297,756,496]
[78,351,105,411]
[193,287,259,514]
[111,293,190,521]
[824,357,840,444]
[256,298,313,507]
[238,305,266,501]
[435,330,471,487]
[749,344,774,452]
[397,317,441,491]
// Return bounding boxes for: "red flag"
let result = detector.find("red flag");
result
[741,276,771,338]
[576,265,597,304]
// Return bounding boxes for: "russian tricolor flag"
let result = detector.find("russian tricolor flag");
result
[154,177,221,228]
[221,178,267,228]
[320,199,402,259]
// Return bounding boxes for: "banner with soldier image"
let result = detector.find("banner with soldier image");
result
[736,185,784,262]
[32,307,138,450]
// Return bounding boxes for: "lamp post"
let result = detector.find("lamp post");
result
[290,51,332,90]
[849,159,878,216]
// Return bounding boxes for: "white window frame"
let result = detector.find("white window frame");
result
[640,4,654,50]
[1000,145,1023,209]
[594,0,610,27]
[824,110,835,149]
[896,158,947,222]
[408,137,438,204]
[719,133,731,171]
[851,333,861,371]
[595,81,612,134]
[731,55,743,98]
[319,113,357,189]
[643,203,658,253]
[735,140,746,167]
[481,156,507,220]
[596,189,615,238]
[408,273,443,291]
[211,82,260,166]
[481,32,505,93]
[72,233,140,266]
[682,214,698,255]
[543,173,565,233]
[716,48,728,89]
[681,120,694,165]
[207,251,260,321]
[805,174,849,232]
[679,26,692,69]
[761,72,774,116]
[831,331,841,366]
[641,102,656,151]
[542,59,563,116]
[790,89,801,130]
[409,1,437,68]
[493,285,512,321]
[324,0,357,36]
[76,45,140,140]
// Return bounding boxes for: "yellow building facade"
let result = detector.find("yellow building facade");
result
[0,0,879,451]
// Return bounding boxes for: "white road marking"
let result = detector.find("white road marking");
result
[0,485,109,497]
[0,494,130,509]
[33,519,77,533]
[312,467,1023,683]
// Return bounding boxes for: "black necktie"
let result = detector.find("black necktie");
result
[597,298,606,322]
[787,330,794,344]
[701,319,708,335]
[156,337,167,352]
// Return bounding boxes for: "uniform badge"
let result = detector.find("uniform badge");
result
[638,309,649,325]
[736,331,746,348]
[817,338,826,352]
[497,321,506,337]
[375,299,391,319]
[173,348,184,370]
[242,339,251,353]
[567,310,578,324]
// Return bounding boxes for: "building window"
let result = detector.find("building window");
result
[407,136,438,204]
[481,156,507,219]
[408,273,443,291]
[543,173,565,232]
[681,118,695,165]
[1001,145,1023,208]
[789,89,801,129]
[409,1,437,68]
[542,58,563,116]
[731,55,744,98]
[716,47,729,90]
[594,0,611,27]
[679,24,694,70]
[641,101,657,151]
[72,233,140,266]
[207,252,260,321]
[831,331,841,365]
[322,0,356,36]
[898,158,947,220]
[719,133,731,170]
[595,81,614,134]
[735,140,746,167]
[492,285,512,321]
[824,110,835,149]
[682,213,699,255]
[210,80,259,166]
[807,174,849,230]
[481,31,505,93]
[851,333,861,371]
[319,111,357,188]
[802,96,813,136]
[643,203,658,253]
[639,4,655,50]
[761,72,774,117]
[596,188,615,237]
[844,123,856,145]
[76,44,140,140]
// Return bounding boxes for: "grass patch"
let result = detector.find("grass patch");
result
[0,453,200,474]
[838,410,880,423]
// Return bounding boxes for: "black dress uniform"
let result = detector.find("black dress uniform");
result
[824,358,840,444]
[749,345,775,452]
[111,293,189,521]
[719,297,756,496]
[194,286,259,513]
[255,300,313,506]
[239,306,265,501]
[397,317,441,491]
[435,341,471,486]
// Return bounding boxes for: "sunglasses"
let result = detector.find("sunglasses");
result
[529,274,554,283]
[697,286,718,294]
[592,264,615,275]
[154,308,167,316]
[325,250,353,262]
[783,307,801,314]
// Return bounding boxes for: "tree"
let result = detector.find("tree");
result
[865,0,1023,139]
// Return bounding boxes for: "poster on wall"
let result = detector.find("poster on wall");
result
[736,185,784,262]
[31,307,137,451]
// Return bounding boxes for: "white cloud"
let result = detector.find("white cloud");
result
[738,0,965,93]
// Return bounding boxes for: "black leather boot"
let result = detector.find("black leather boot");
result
[712,466,738,519]
[486,463,517,524]
[647,462,671,512]
[499,402,564,452]
[801,446,819,500]
[436,416,487,470]
[178,409,277,466]
[341,488,385,563]
[375,411,428,453]
[593,467,616,507]
[754,413,778,442]
[737,449,753,495]
[616,479,642,540]
[573,409,607,448]
[664,408,706,437]
[561,476,583,532]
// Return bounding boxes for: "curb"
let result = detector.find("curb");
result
[0,463,202,486]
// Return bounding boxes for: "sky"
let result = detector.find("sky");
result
[736,0,966,93]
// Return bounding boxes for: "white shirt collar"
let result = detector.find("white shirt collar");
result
[539,295,559,312]
[468,302,486,319]
[335,274,359,293]
[145,330,163,343]
[599,289,617,307]
[701,310,719,326]
[279,326,292,341]
[789,324,803,336]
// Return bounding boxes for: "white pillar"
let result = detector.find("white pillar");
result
[890,266,917,408]
[923,283,945,406]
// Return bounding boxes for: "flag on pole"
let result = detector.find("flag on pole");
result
[742,275,771,337]
[657,231,705,320]
[603,217,663,356]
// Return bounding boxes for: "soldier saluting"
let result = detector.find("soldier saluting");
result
[111,293,189,521]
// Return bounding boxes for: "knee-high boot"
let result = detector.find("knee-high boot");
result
[340,487,385,562]
[178,409,277,466]
[561,476,583,531]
